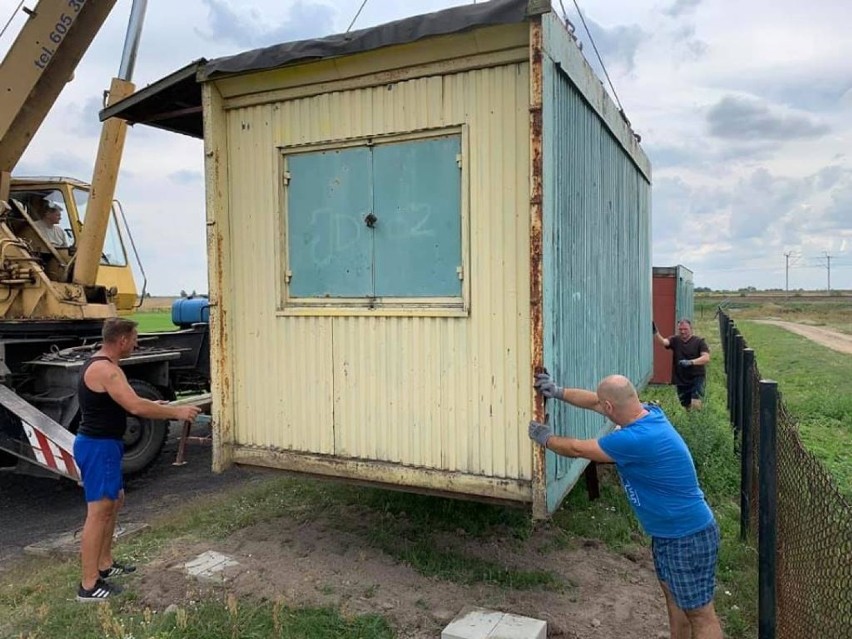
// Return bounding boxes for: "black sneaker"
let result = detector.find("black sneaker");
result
[99,561,137,579]
[76,578,121,603]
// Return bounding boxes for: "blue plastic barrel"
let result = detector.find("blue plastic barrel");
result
[171,296,210,328]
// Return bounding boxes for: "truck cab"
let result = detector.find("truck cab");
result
[8,177,139,312]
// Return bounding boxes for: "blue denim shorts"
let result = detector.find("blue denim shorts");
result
[676,377,706,407]
[73,435,124,502]
[652,521,720,610]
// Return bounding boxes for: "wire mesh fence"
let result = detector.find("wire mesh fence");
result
[717,309,852,638]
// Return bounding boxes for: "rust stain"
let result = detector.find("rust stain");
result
[528,18,548,518]
[209,143,233,474]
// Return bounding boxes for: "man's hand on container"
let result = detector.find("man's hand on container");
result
[678,359,694,368]
[534,372,563,400]
[528,420,553,448]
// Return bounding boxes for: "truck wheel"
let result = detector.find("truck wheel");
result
[122,379,169,477]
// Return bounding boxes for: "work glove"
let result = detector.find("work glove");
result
[678,359,694,368]
[528,420,553,447]
[652,320,658,334]
[534,372,563,400]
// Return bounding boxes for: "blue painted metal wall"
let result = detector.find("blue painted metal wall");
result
[676,265,695,323]
[541,58,653,513]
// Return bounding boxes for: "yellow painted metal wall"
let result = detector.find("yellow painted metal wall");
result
[220,61,533,485]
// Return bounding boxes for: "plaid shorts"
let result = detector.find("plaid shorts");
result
[652,521,720,611]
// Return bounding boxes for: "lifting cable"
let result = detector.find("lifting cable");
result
[345,0,370,35]
[558,0,628,122]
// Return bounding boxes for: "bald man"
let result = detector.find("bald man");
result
[529,373,722,639]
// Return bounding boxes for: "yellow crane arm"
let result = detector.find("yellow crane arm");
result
[0,0,119,200]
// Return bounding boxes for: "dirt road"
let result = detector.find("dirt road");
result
[753,320,852,354]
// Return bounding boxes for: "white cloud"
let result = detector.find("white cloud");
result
[1,0,850,294]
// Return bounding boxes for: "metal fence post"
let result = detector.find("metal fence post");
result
[727,324,736,420]
[725,318,733,376]
[719,312,729,371]
[740,348,755,540]
[734,334,745,432]
[759,380,778,639]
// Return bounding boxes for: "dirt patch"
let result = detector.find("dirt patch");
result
[753,320,852,355]
[134,507,669,639]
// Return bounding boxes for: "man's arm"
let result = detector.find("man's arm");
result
[534,373,605,415]
[96,364,200,422]
[559,388,607,416]
[692,350,711,366]
[528,420,613,462]
[680,341,711,368]
[653,324,671,348]
[538,431,614,463]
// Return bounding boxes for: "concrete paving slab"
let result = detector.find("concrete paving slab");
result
[23,522,149,557]
[443,606,547,639]
[183,550,239,582]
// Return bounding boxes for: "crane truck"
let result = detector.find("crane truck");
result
[0,0,211,482]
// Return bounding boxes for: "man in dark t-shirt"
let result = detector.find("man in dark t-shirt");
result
[654,318,711,410]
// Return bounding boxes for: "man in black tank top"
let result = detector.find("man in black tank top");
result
[74,318,201,603]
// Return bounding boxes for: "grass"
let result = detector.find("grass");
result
[341,489,561,589]
[640,342,757,638]
[550,319,758,637]
[735,320,852,496]
[0,320,757,638]
[2,572,393,639]
[0,480,400,639]
[129,310,177,333]
[544,316,758,636]
[0,475,562,638]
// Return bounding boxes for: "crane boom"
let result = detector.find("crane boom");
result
[0,0,118,200]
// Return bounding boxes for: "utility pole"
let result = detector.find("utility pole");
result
[825,253,832,294]
[784,252,792,298]
[783,251,799,298]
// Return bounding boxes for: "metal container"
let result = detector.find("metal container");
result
[190,0,652,517]
[652,265,695,384]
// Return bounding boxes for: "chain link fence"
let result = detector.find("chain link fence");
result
[718,309,852,638]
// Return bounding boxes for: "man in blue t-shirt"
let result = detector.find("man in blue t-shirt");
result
[529,372,723,639]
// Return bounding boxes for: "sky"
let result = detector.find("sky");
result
[2,0,850,294]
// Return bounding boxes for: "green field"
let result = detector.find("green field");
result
[129,310,177,333]
[735,320,852,496]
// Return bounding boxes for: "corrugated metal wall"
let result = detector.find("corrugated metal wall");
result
[541,58,652,510]
[676,266,695,322]
[220,62,534,484]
